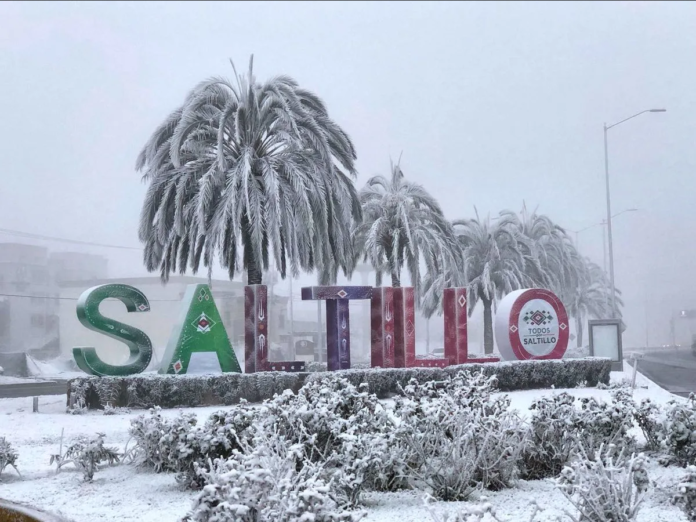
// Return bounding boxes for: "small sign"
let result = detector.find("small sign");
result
[495,289,569,361]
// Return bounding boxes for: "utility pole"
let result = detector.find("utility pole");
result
[601,220,607,273]
[289,275,295,359]
[644,284,649,348]
[316,301,322,362]
[602,108,666,318]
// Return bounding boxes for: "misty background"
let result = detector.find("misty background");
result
[1,1,694,351]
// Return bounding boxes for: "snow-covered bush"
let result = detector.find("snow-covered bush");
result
[50,433,120,482]
[673,466,696,521]
[175,402,258,489]
[425,495,545,522]
[557,444,649,522]
[182,427,365,522]
[0,437,19,477]
[661,394,696,466]
[259,377,393,505]
[633,398,666,452]
[103,404,131,415]
[394,371,525,501]
[521,392,580,480]
[127,407,197,473]
[577,388,636,464]
[596,378,631,390]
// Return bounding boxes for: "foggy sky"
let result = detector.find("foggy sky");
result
[1,1,694,348]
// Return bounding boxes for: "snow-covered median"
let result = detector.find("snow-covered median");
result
[0,369,691,522]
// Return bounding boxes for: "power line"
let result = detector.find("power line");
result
[0,292,179,302]
[0,227,142,251]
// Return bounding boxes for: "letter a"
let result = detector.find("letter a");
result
[72,284,153,376]
[159,284,241,375]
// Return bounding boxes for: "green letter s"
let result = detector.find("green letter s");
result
[72,284,153,376]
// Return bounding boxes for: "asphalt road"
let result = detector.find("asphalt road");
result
[0,380,68,399]
[632,348,696,397]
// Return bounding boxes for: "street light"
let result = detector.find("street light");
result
[601,208,639,272]
[570,208,639,257]
[604,109,665,318]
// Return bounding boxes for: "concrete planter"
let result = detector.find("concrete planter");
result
[0,499,66,522]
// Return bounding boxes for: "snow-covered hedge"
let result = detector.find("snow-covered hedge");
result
[67,357,611,410]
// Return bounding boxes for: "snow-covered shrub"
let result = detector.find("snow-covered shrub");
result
[673,465,696,521]
[306,361,328,373]
[175,402,258,489]
[394,371,525,501]
[67,379,90,413]
[633,398,666,452]
[0,437,19,477]
[127,407,197,473]
[259,377,393,506]
[182,427,365,522]
[557,444,649,522]
[521,392,580,480]
[596,378,631,390]
[425,495,545,522]
[261,379,372,459]
[50,433,120,482]
[576,388,636,464]
[661,394,696,466]
[103,404,131,415]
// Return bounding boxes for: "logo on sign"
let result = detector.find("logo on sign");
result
[518,300,558,356]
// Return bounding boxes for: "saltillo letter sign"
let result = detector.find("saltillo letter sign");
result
[494,288,569,360]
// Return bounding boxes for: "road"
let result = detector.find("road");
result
[631,348,696,397]
[0,380,68,399]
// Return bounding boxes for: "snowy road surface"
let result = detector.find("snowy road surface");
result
[634,348,696,397]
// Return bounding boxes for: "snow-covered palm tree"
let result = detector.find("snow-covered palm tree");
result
[453,211,531,354]
[498,204,578,295]
[136,56,362,285]
[567,259,624,347]
[352,162,459,301]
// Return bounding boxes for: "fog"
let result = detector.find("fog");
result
[1,1,695,350]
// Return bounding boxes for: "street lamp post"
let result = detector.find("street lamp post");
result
[570,208,638,264]
[603,109,665,317]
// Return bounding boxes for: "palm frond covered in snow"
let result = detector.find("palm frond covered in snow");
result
[566,259,624,347]
[136,55,362,285]
[352,162,460,303]
[451,209,532,354]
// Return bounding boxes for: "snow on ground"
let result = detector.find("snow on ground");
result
[25,355,86,381]
[0,367,690,522]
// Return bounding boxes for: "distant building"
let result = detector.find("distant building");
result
[49,252,108,283]
[0,244,111,357]
[0,243,57,355]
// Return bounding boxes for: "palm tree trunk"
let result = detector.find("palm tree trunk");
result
[576,315,583,348]
[245,245,263,286]
[391,272,401,287]
[482,297,494,355]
